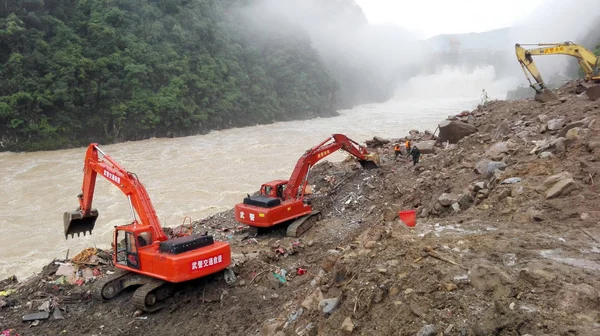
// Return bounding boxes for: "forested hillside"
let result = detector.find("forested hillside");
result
[0,0,340,151]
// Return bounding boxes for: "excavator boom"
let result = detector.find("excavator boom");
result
[284,133,380,200]
[515,42,600,101]
[64,144,167,242]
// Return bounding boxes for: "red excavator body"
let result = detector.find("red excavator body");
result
[63,143,231,311]
[234,134,380,236]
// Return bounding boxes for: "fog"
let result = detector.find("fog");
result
[235,0,428,106]
[507,0,600,85]
[236,0,600,101]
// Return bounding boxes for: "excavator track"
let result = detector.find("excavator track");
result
[132,278,173,313]
[286,211,323,237]
[91,268,131,301]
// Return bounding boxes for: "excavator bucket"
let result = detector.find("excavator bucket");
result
[534,89,559,103]
[64,209,99,239]
[359,153,381,170]
[579,82,600,101]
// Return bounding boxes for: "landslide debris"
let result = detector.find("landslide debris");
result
[2,81,600,336]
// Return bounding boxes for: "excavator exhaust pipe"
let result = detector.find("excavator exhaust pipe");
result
[64,209,99,239]
[534,89,559,103]
[359,153,381,170]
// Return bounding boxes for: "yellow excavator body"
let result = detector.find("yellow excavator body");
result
[515,41,600,101]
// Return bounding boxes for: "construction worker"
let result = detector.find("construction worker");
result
[405,140,412,155]
[393,143,401,159]
[410,146,421,166]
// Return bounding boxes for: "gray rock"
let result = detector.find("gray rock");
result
[539,172,573,191]
[485,141,512,158]
[473,182,486,191]
[458,192,475,209]
[474,159,491,175]
[438,193,459,207]
[540,151,553,158]
[547,118,566,131]
[417,325,437,336]
[319,297,340,314]
[538,114,549,123]
[587,141,600,151]
[530,137,566,154]
[546,178,577,199]
[438,120,477,144]
[451,202,461,212]
[527,207,544,221]
[493,120,510,139]
[558,121,585,137]
[487,161,507,173]
[414,140,436,154]
[501,177,521,184]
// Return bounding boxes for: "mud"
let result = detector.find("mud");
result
[2,80,600,335]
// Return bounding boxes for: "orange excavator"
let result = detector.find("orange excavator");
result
[63,144,231,312]
[234,134,380,237]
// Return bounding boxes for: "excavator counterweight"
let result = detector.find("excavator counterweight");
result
[234,134,379,237]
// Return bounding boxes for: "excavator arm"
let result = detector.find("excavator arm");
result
[515,42,600,101]
[64,143,168,242]
[283,134,379,200]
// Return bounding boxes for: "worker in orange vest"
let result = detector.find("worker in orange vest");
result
[393,143,402,159]
[405,140,412,154]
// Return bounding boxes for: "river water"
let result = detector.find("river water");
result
[0,66,519,280]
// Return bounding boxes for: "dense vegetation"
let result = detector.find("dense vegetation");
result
[0,0,340,151]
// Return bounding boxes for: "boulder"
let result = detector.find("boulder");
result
[474,159,491,175]
[438,120,477,144]
[365,136,389,148]
[558,121,585,137]
[414,140,436,154]
[546,178,578,199]
[547,118,566,131]
[438,193,458,207]
[484,141,516,159]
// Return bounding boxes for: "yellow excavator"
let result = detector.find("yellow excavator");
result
[515,41,600,102]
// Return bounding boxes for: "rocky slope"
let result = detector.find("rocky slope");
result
[1,80,600,336]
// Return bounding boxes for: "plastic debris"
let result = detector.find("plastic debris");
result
[272,273,287,283]
[501,177,522,184]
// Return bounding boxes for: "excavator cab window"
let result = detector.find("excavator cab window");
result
[276,184,285,199]
[137,231,151,247]
[263,186,273,197]
[594,58,600,77]
[115,230,140,269]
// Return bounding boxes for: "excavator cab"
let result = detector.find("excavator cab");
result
[114,229,141,270]
[63,208,99,239]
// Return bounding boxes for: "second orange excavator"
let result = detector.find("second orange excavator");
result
[63,144,231,312]
[234,134,380,237]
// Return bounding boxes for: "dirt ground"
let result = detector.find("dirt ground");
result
[2,80,600,336]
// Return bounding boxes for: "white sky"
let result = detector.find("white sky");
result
[354,0,547,38]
